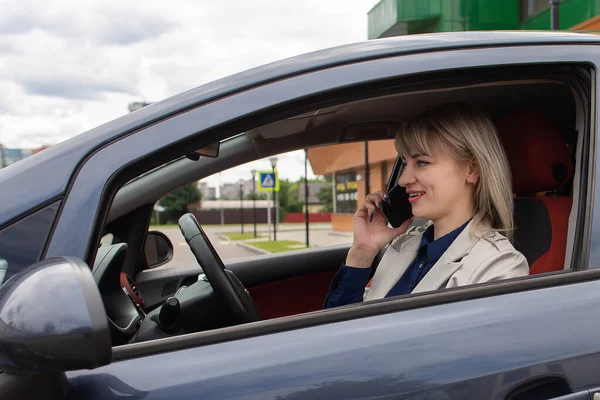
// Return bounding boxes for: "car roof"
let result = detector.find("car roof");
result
[1,31,598,225]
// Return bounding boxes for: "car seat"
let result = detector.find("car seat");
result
[496,110,574,274]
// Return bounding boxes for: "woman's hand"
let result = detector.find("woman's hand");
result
[346,191,413,268]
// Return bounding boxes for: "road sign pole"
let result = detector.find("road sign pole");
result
[275,190,279,235]
[251,170,257,238]
[257,169,279,242]
[304,149,309,248]
[239,182,244,234]
[267,191,272,241]
[272,166,277,241]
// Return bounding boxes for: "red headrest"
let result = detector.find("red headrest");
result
[496,111,573,194]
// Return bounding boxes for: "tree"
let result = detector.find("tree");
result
[278,179,303,213]
[245,192,267,200]
[159,183,201,214]
[316,184,333,212]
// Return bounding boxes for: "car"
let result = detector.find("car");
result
[2,31,600,400]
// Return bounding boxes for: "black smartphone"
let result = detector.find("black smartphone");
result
[380,156,413,228]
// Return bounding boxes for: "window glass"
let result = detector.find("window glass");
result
[334,170,358,214]
[148,139,400,269]
[149,145,380,269]
[521,0,551,20]
[0,201,60,286]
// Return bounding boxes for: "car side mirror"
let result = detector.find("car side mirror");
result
[145,230,173,268]
[0,258,7,286]
[0,257,111,374]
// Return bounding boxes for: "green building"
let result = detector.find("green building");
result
[367,0,600,39]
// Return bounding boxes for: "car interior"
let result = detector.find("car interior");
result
[95,64,590,347]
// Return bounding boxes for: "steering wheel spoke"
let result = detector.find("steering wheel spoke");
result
[178,213,260,324]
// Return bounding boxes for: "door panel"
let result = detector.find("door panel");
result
[228,244,349,319]
[247,270,337,319]
[136,244,350,315]
[68,278,600,399]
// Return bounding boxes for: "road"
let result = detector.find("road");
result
[151,223,352,269]
[156,227,262,269]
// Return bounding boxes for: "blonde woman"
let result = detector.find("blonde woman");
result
[325,103,528,308]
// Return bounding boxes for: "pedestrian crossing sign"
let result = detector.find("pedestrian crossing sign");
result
[257,170,280,192]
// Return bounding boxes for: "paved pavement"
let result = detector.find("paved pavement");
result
[201,222,333,234]
[152,224,353,269]
[245,229,353,247]
[156,227,261,269]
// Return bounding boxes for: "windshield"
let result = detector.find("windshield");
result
[0,201,60,287]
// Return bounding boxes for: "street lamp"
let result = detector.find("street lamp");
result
[239,179,244,234]
[250,169,257,238]
[269,157,278,241]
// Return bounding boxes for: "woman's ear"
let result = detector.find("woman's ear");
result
[466,159,480,184]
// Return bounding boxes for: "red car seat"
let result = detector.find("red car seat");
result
[496,110,574,274]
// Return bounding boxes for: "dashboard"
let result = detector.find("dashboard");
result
[91,241,228,344]
[92,243,144,345]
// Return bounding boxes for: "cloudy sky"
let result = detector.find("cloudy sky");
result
[0,0,379,189]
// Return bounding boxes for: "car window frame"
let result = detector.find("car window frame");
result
[45,45,599,263]
[42,45,599,357]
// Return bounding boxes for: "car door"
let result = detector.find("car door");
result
[40,38,600,398]
[64,274,600,400]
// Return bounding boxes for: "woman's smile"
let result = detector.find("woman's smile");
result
[407,190,425,203]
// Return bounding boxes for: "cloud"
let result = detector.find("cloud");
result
[18,78,127,100]
[0,42,17,55]
[0,0,177,45]
[0,0,378,182]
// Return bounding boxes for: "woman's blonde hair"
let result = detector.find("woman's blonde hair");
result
[394,103,514,241]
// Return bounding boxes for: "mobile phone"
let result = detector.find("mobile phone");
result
[380,156,412,228]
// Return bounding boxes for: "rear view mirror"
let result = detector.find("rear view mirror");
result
[0,257,111,374]
[145,230,174,268]
[185,142,220,161]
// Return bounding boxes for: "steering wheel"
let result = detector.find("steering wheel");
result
[178,213,260,324]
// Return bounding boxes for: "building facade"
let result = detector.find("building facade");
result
[219,179,257,199]
[308,141,398,231]
[198,181,217,200]
[368,0,600,39]
[0,146,49,168]
[309,0,600,232]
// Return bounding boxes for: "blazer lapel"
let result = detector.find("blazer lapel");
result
[364,233,420,301]
[412,220,481,294]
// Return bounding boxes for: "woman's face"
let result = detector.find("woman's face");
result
[398,148,477,225]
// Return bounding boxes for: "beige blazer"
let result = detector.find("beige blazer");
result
[363,220,529,301]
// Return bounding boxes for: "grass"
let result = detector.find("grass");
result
[223,232,263,241]
[247,240,308,253]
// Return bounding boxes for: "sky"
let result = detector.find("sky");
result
[0,0,380,189]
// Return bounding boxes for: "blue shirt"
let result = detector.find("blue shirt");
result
[324,220,469,309]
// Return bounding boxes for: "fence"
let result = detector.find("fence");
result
[282,212,332,223]
[155,209,331,225]
[155,208,274,225]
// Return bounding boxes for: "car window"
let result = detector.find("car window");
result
[0,201,61,286]
[147,142,401,270]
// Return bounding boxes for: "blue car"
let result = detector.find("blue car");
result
[2,31,600,400]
